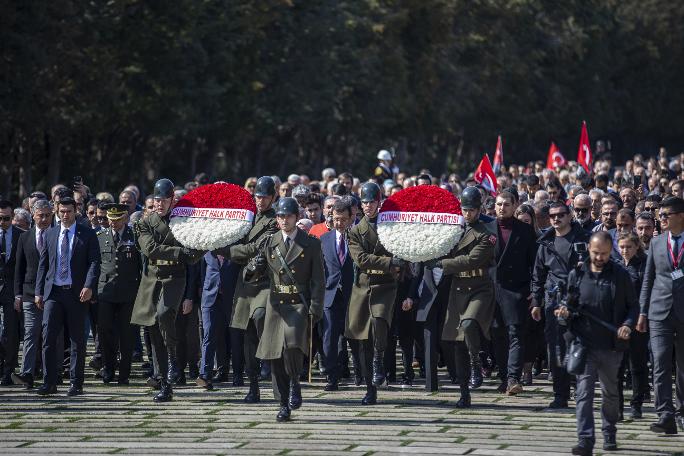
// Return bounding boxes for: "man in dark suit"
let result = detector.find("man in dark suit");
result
[491,191,538,395]
[638,196,684,434]
[320,199,355,391]
[11,200,55,388]
[35,197,100,396]
[195,252,242,390]
[0,200,24,385]
[96,203,142,384]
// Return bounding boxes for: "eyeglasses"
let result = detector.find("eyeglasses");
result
[96,215,108,221]
[643,206,657,212]
[0,216,11,222]
[573,207,590,214]
[659,211,681,220]
[549,213,568,219]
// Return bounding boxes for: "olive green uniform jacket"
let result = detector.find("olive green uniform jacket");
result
[131,213,201,327]
[97,226,142,303]
[236,229,324,360]
[345,216,398,340]
[219,209,279,330]
[440,220,496,342]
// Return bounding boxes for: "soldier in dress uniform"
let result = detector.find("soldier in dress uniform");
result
[214,176,279,403]
[223,197,324,422]
[96,203,142,385]
[130,179,203,402]
[372,150,398,185]
[346,182,405,405]
[426,186,496,408]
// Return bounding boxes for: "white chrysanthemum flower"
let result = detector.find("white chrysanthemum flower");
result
[378,222,464,262]
[170,216,252,250]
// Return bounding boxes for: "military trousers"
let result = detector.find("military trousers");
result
[98,300,136,381]
[149,305,179,380]
[358,317,389,386]
[271,348,304,407]
[244,308,265,379]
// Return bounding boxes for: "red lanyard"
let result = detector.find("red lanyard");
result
[667,232,683,269]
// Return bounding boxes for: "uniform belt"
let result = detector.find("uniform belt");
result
[56,284,72,290]
[150,260,180,266]
[274,284,299,294]
[364,269,386,275]
[455,268,486,278]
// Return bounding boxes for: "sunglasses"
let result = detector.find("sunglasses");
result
[0,216,12,222]
[643,206,657,212]
[96,216,108,221]
[549,213,568,219]
[659,211,681,220]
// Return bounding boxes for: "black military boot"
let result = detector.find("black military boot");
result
[372,352,386,386]
[153,379,173,402]
[244,376,260,403]
[289,379,302,410]
[469,354,483,389]
[361,385,377,405]
[167,355,182,384]
[455,384,471,408]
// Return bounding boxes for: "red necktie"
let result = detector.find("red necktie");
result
[338,232,346,264]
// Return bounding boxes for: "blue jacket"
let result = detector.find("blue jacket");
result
[321,230,354,309]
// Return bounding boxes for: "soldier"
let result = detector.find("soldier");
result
[373,150,398,185]
[130,179,203,402]
[214,176,279,402]
[346,182,405,405]
[426,186,496,408]
[234,197,324,421]
[96,203,142,385]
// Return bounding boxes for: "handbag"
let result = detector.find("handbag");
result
[565,338,587,375]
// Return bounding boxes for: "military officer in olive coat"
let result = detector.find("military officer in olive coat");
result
[427,186,496,408]
[131,179,203,402]
[214,176,279,403]
[346,182,405,405]
[96,203,142,385]
[229,197,324,422]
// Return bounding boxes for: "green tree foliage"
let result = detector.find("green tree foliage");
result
[1,0,682,198]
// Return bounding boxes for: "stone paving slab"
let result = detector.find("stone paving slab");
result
[2,353,683,456]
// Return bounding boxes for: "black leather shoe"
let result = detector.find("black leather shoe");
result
[548,398,569,409]
[67,384,83,396]
[37,384,57,396]
[571,440,593,455]
[324,378,339,391]
[1,373,13,386]
[630,404,642,419]
[650,416,677,434]
[399,376,412,388]
[196,375,214,391]
[361,386,377,405]
[603,434,617,451]
[276,405,291,422]
[455,386,471,408]
[244,378,260,403]
[11,373,34,389]
[289,380,302,410]
[117,378,130,386]
[153,381,173,402]
[102,371,115,384]
[212,371,229,383]
[188,364,199,380]
[372,353,386,386]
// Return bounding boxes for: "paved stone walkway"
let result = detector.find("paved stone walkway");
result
[1,360,682,455]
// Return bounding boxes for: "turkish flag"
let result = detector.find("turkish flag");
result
[493,135,504,173]
[546,142,566,169]
[577,121,592,173]
[474,154,498,196]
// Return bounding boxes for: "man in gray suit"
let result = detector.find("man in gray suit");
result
[638,196,684,434]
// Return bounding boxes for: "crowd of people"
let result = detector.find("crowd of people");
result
[1,147,683,455]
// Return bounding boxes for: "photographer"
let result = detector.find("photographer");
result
[531,201,590,409]
[556,231,638,455]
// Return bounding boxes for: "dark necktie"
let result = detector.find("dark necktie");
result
[114,231,120,246]
[673,235,681,261]
[285,236,292,253]
[0,229,5,266]
[59,228,70,282]
[338,232,346,264]
[37,229,45,253]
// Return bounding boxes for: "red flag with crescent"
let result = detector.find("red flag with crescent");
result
[546,142,566,169]
[493,135,503,173]
[577,121,592,173]
[474,154,498,196]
